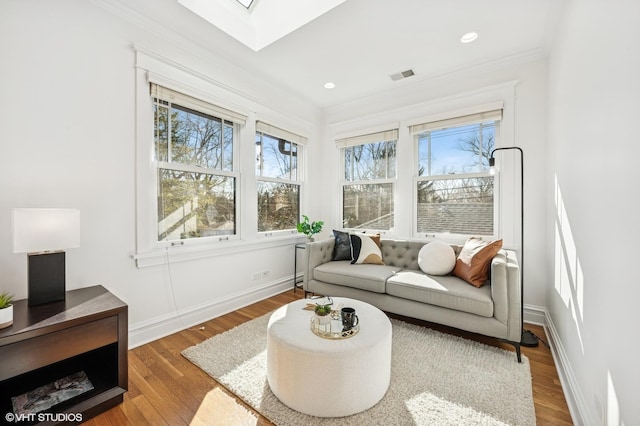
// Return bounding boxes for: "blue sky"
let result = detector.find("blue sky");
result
[418,122,495,176]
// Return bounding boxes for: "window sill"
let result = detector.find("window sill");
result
[131,235,307,268]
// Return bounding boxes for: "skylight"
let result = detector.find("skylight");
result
[178,0,347,51]
[235,0,255,9]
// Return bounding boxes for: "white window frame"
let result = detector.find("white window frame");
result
[338,129,398,233]
[133,48,255,266]
[152,86,242,246]
[329,84,516,245]
[255,121,306,237]
[411,110,502,242]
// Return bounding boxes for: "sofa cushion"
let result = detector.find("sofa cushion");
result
[314,261,401,293]
[380,240,424,270]
[386,271,494,317]
[453,238,503,287]
[332,230,352,261]
[418,240,456,275]
[350,234,384,265]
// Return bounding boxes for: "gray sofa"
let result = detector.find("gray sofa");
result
[303,238,523,361]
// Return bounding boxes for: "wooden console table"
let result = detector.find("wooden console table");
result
[0,285,128,424]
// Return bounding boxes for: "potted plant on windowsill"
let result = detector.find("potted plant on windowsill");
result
[0,291,14,330]
[296,215,324,241]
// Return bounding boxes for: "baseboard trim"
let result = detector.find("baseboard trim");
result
[523,304,585,425]
[543,310,587,426]
[128,277,293,349]
[523,303,546,326]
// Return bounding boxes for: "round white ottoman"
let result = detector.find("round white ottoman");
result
[266,297,392,417]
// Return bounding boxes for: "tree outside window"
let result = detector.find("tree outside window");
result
[256,132,300,233]
[416,121,496,236]
[342,139,396,230]
[154,100,237,242]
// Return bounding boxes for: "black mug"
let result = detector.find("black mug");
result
[341,307,359,330]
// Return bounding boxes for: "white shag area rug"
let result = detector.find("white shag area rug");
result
[182,313,535,425]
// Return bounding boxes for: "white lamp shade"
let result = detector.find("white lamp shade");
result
[12,208,80,253]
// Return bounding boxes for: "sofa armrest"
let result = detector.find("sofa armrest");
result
[303,239,335,289]
[490,249,522,342]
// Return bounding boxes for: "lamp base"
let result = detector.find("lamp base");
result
[28,251,66,306]
[521,329,539,347]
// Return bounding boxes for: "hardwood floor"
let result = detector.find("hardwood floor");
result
[86,290,573,425]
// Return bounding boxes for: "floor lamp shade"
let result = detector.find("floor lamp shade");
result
[11,208,80,306]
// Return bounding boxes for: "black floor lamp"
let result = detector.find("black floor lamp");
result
[489,147,539,348]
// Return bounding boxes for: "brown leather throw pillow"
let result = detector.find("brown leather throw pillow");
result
[453,238,503,287]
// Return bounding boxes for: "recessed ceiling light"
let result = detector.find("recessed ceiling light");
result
[460,32,478,43]
[324,82,336,89]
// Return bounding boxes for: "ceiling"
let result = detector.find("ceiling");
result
[177,0,349,51]
[99,0,563,108]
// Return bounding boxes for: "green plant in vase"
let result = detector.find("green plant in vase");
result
[314,303,332,317]
[0,291,15,330]
[296,215,324,241]
[313,297,333,326]
[0,292,13,309]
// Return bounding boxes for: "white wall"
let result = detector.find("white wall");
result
[320,58,550,313]
[6,4,637,422]
[546,0,640,424]
[0,0,549,347]
[0,0,320,347]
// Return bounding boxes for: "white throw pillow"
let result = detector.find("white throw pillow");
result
[418,240,456,275]
[350,233,384,265]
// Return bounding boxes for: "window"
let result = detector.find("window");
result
[256,121,305,233]
[411,110,501,237]
[152,84,242,243]
[339,130,398,231]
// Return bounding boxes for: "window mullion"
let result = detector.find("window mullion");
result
[386,142,391,179]
[289,149,293,180]
[478,123,484,168]
[258,176,298,185]
[158,161,237,178]
[346,177,395,186]
[427,133,432,176]
[420,171,490,181]
[167,102,172,162]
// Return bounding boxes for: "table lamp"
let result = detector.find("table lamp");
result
[12,208,80,306]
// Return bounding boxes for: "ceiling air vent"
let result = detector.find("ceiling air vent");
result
[390,69,415,81]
